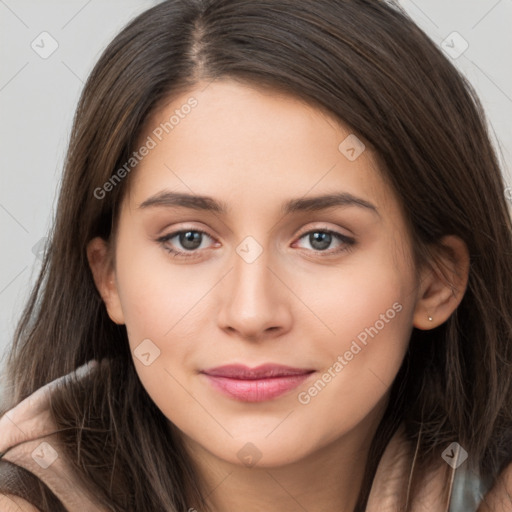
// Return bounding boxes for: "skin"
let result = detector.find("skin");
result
[87,79,469,512]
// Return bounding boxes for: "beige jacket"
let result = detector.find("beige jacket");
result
[0,362,511,511]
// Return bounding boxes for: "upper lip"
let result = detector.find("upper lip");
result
[201,364,315,380]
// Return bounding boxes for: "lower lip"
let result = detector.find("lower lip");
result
[201,373,314,402]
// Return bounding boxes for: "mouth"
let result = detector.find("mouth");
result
[200,364,316,402]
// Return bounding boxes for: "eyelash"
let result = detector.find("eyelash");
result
[157,227,356,260]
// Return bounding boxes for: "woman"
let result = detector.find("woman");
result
[1,0,511,510]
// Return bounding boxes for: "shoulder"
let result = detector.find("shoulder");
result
[0,360,99,456]
[0,494,40,511]
[0,361,104,512]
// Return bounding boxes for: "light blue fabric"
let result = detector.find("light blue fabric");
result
[449,465,492,511]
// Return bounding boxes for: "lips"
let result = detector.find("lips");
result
[202,363,314,379]
[200,364,315,402]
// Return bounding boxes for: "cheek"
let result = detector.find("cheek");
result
[292,242,415,434]
[113,229,232,367]
[113,237,216,424]
[114,232,212,344]
[294,238,414,348]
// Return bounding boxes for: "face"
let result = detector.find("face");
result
[97,79,422,468]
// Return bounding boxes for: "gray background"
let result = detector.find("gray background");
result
[1,0,511,380]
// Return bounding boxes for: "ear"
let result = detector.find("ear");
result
[413,235,470,330]
[86,237,125,325]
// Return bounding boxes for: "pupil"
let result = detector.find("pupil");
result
[310,232,331,250]
[180,231,202,250]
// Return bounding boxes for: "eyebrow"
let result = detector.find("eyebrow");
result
[138,191,380,217]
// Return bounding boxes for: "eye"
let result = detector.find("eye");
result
[157,227,356,261]
[157,229,217,259]
[293,229,355,255]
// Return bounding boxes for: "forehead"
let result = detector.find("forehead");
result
[126,79,398,218]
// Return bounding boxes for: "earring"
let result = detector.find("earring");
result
[428,315,433,321]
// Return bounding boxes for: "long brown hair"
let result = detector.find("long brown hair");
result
[2,0,512,510]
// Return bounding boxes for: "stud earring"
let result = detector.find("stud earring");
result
[428,316,433,321]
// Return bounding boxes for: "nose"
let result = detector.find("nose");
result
[216,247,293,343]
